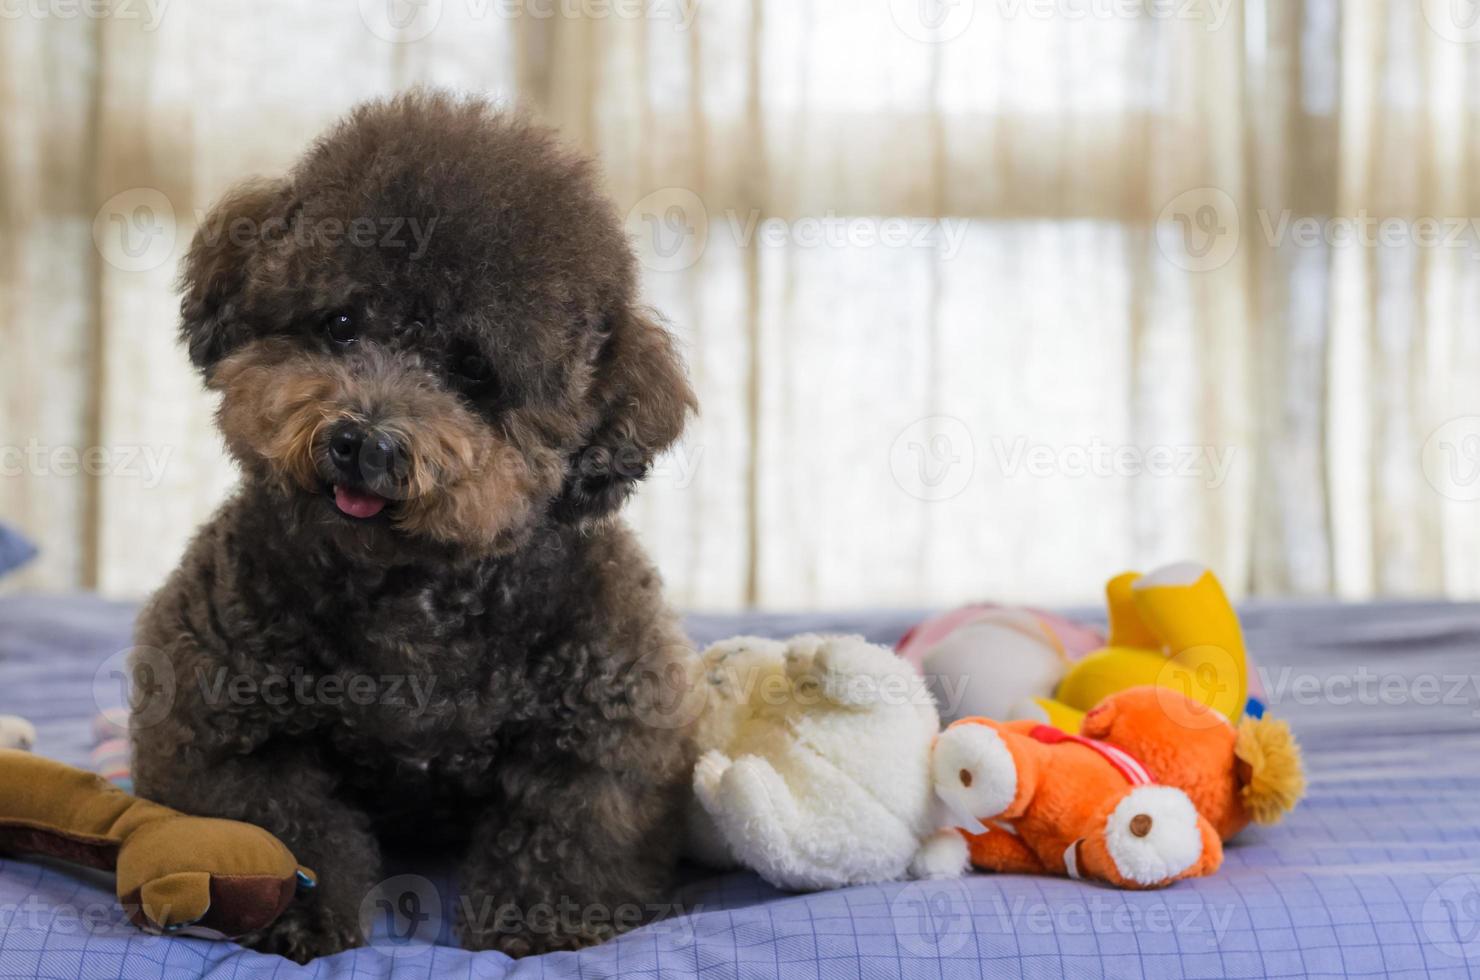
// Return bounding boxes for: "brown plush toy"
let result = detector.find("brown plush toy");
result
[0,749,314,937]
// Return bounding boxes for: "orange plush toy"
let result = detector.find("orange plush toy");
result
[932,686,1303,889]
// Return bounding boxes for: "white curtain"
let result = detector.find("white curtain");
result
[4,0,1480,610]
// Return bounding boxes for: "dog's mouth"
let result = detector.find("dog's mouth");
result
[328,483,392,521]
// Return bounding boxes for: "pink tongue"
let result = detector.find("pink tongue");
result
[333,485,387,519]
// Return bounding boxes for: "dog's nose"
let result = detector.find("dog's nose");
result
[329,424,401,482]
[329,425,365,475]
[360,433,399,477]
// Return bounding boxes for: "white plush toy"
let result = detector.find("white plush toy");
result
[0,715,35,751]
[686,634,967,890]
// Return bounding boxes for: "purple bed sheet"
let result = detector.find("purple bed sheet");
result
[0,594,1478,979]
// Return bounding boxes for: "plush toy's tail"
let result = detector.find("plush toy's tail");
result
[1234,716,1305,824]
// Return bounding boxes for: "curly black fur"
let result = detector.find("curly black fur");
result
[130,90,699,962]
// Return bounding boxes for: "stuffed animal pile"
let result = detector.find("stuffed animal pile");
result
[686,562,1305,893]
[0,561,1306,946]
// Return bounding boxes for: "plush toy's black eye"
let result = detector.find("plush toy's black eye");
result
[326,310,357,345]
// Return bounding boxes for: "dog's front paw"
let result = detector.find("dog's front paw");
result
[470,923,613,958]
[241,899,363,964]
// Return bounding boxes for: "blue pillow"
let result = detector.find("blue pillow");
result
[0,523,37,579]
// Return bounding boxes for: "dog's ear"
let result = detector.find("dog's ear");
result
[178,178,293,375]
[553,307,697,522]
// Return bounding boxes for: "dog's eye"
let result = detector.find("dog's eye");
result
[456,355,491,383]
[326,311,357,345]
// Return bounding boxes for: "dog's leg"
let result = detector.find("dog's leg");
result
[132,746,381,962]
[457,760,684,956]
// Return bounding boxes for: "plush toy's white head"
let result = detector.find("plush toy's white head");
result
[1100,785,1204,885]
[931,723,1018,834]
[0,715,36,751]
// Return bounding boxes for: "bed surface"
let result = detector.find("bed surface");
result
[0,594,1477,979]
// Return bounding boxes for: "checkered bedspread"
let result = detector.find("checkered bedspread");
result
[1,596,1477,979]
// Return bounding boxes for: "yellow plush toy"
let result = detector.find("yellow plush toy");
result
[1035,562,1250,732]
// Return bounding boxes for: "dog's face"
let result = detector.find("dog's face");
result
[179,93,694,560]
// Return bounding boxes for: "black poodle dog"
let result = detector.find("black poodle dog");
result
[129,90,700,962]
